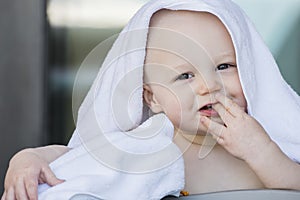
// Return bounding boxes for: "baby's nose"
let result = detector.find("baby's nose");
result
[195,75,221,95]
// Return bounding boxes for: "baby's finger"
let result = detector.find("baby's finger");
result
[200,116,225,139]
[41,166,64,186]
[215,93,244,116]
[25,179,38,200]
[212,103,233,125]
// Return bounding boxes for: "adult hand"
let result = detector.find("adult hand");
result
[2,149,64,200]
[200,93,272,162]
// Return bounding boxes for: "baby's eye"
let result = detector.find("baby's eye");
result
[176,72,195,80]
[215,64,236,71]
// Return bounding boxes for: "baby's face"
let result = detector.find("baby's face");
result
[144,10,247,135]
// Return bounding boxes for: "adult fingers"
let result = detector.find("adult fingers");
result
[200,116,226,143]
[15,179,28,200]
[215,93,244,116]
[1,191,6,200]
[40,166,64,186]
[5,188,15,200]
[24,179,38,200]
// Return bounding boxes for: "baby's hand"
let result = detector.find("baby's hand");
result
[2,149,64,200]
[200,93,272,162]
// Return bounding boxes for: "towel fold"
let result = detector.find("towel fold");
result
[38,0,300,199]
[38,114,184,199]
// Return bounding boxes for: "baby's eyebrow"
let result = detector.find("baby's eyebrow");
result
[173,63,195,70]
[213,51,236,63]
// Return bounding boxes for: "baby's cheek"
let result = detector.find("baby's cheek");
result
[230,80,247,110]
[163,102,182,129]
[158,89,188,129]
[232,95,247,111]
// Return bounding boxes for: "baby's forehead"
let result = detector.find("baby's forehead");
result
[149,9,223,32]
[145,9,235,67]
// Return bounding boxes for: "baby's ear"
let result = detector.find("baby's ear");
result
[143,84,163,113]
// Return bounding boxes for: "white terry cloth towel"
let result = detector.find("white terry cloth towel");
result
[38,114,185,200]
[38,0,300,199]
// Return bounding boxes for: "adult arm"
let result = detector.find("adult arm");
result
[2,145,70,200]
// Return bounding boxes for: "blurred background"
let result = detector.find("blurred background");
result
[0,0,299,194]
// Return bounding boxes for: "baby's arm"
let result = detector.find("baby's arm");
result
[201,93,300,190]
[245,139,300,189]
[2,145,70,200]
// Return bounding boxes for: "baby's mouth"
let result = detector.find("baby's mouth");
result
[200,104,213,110]
[199,104,219,117]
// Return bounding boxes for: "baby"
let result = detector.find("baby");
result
[2,0,300,199]
[143,10,264,193]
